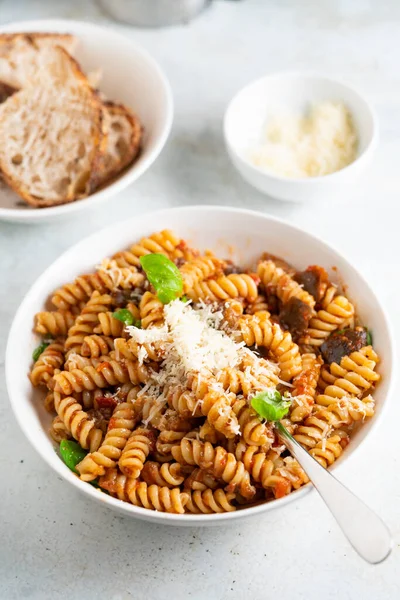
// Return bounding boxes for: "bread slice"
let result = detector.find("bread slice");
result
[0,45,105,207]
[96,101,142,186]
[0,32,78,89]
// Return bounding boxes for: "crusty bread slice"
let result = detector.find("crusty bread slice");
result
[0,32,78,89]
[96,101,142,186]
[0,45,105,207]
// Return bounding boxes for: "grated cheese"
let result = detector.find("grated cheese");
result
[127,299,280,430]
[250,102,358,178]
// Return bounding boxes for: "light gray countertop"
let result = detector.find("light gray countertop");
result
[1,1,399,599]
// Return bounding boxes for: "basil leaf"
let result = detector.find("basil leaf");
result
[365,328,373,345]
[32,341,50,362]
[59,440,87,474]
[140,253,183,304]
[112,308,135,326]
[251,390,291,422]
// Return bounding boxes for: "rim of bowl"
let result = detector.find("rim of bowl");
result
[224,71,379,185]
[6,205,395,523]
[0,19,174,221]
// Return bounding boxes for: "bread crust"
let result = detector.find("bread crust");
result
[95,100,142,187]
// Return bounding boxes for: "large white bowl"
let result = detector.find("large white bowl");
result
[224,73,378,203]
[6,206,394,525]
[0,19,173,224]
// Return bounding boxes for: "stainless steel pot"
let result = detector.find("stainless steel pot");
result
[97,0,213,27]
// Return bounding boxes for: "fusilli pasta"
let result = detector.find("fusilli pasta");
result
[29,230,380,514]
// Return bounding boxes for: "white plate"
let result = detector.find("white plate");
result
[6,206,395,525]
[0,19,173,223]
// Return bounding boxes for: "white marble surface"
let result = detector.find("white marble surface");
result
[1,1,400,598]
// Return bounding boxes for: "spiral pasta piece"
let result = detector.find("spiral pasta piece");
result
[44,391,55,412]
[294,395,374,450]
[139,292,164,329]
[129,230,189,261]
[185,489,236,513]
[35,310,75,337]
[180,255,225,293]
[184,373,239,437]
[51,266,143,311]
[94,312,125,337]
[309,433,346,468]
[141,396,167,429]
[114,337,159,362]
[272,457,310,496]
[81,335,115,358]
[141,461,185,488]
[232,398,274,447]
[53,392,103,451]
[49,415,71,443]
[99,470,189,513]
[118,427,156,477]
[300,287,355,346]
[111,230,196,269]
[289,353,322,423]
[201,390,239,438]
[166,386,202,418]
[216,359,278,399]
[65,292,112,355]
[322,346,380,399]
[172,438,256,499]
[54,358,151,395]
[198,421,225,444]
[234,443,292,496]
[239,314,301,381]
[155,430,189,460]
[316,347,379,406]
[257,260,315,309]
[30,341,65,387]
[188,274,259,303]
[76,402,138,481]
[183,468,219,491]
[245,295,270,315]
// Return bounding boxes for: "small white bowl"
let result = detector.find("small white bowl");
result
[6,206,394,525]
[224,73,378,203]
[0,19,173,224]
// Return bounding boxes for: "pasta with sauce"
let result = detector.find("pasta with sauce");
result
[29,229,380,514]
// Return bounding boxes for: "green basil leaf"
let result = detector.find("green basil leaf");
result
[112,308,134,326]
[365,328,373,345]
[32,341,50,362]
[140,253,183,304]
[59,440,87,474]
[251,390,291,422]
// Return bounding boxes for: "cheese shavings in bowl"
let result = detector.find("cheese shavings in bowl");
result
[250,102,358,178]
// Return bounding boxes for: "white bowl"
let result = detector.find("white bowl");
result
[224,73,378,203]
[6,206,394,525]
[0,19,173,224]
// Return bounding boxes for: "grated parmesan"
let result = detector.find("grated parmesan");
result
[126,299,280,428]
[250,101,358,178]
